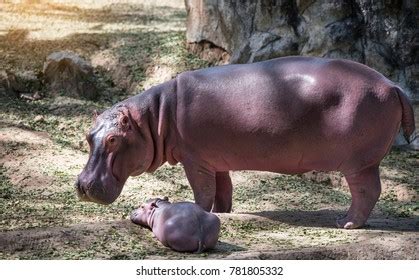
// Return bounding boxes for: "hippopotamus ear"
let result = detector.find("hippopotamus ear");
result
[163,196,169,201]
[92,110,99,121]
[119,114,131,131]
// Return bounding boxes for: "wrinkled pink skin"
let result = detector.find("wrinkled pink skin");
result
[76,56,415,229]
[131,197,220,253]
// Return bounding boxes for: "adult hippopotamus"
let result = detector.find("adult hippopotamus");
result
[76,56,416,229]
[130,197,220,253]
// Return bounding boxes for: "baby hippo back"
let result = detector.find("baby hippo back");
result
[154,202,220,253]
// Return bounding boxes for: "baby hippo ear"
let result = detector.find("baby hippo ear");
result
[163,196,169,202]
[119,114,131,131]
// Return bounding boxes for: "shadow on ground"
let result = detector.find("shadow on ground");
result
[250,209,419,232]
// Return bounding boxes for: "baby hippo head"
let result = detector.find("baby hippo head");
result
[130,197,169,226]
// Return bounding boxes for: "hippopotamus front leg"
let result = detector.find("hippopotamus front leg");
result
[183,161,216,212]
[213,172,233,213]
[337,165,382,229]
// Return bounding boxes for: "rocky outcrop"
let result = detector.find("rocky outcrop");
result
[43,51,98,100]
[185,0,419,102]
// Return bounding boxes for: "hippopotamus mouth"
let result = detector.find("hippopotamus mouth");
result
[75,151,126,205]
[75,174,123,205]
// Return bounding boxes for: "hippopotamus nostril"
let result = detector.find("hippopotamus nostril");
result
[75,175,90,201]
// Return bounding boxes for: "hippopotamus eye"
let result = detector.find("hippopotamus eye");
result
[106,135,118,147]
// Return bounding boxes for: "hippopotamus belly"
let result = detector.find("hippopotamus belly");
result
[176,57,401,175]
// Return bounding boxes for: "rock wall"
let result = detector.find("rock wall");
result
[185,0,419,102]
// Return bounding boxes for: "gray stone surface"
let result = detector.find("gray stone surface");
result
[43,51,98,100]
[185,0,419,102]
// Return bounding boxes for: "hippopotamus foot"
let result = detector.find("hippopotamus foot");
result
[336,213,367,229]
[337,165,381,229]
[213,172,233,213]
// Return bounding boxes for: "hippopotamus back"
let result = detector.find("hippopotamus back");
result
[155,202,220,253]
[175,57,404,175]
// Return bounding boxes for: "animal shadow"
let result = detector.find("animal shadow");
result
[249,209,419,232]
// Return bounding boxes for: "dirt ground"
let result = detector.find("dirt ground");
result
[0,0,418,260]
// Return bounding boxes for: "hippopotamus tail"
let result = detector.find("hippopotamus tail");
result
[396,87,416,143]
[194,240,206,254]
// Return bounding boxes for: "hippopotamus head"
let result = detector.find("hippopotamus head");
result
[130,197,169,226]
[75,104,154,204]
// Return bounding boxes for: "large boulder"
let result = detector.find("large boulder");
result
[185,0,419,102]
[43,51,98,100]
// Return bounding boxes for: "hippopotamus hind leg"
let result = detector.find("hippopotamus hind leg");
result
[164,231,203,253]
[213,171,233,213]
[201,213,221,251]
[337,165,381,229]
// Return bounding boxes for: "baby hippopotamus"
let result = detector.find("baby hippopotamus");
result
[131,197,220,253]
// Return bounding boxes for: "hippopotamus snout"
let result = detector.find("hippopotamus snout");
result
[130,208,146,225]
[75,170,122,205]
